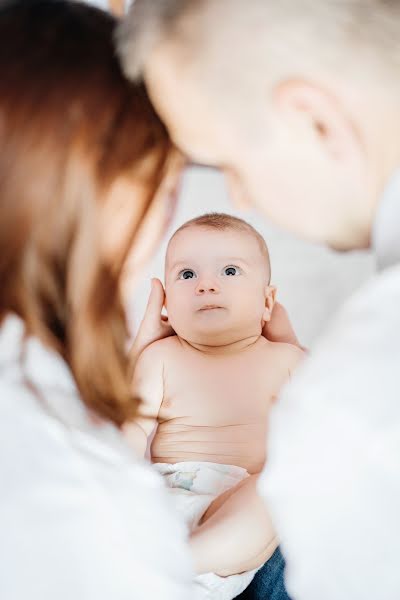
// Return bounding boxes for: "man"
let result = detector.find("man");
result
[117,2,400,599]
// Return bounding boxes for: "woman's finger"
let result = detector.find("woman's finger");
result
[142,278,165,324]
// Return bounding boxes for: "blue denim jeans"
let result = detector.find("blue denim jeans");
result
[236,547,292,600]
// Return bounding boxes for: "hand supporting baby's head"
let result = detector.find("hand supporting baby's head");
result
[164,213,275,347]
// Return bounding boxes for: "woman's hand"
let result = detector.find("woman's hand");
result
[130,278,175,362]
[263,302,302,348]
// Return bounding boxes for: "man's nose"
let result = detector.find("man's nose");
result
[195,277,220,295]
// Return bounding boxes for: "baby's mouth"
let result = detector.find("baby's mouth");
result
[198,304,224,311]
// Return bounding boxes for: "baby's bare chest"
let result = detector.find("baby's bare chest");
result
[160,352,280,424]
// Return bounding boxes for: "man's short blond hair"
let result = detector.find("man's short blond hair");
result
[169,212,271,282]
[117,0,400,91]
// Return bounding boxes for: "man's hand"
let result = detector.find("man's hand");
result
[130,278,175,363]
[263,302,302,348]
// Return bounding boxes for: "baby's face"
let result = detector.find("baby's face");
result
[165,226,274,346]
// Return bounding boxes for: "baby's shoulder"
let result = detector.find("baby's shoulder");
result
[264,340,305,370]
[138,336,181,365]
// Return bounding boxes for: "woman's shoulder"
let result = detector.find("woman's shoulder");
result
[0,316,193,599]
[0,402,193,598]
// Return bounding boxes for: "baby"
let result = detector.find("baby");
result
[127,213,303,599]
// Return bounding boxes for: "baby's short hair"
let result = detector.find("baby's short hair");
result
[171,213,271,282]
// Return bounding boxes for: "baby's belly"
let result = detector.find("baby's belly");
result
[151,422,266,474]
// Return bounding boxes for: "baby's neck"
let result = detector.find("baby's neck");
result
[179,334,263,356]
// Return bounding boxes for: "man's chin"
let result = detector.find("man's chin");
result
[317,219,372,252]
[327,235,370,253]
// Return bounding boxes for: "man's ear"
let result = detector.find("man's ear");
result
[274,79,361,162]
[262,285,277,323]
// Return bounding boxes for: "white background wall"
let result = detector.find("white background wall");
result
[85,0,129,13]
[85,0,110,9]
[127,166,374,348]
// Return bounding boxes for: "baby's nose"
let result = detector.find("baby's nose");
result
[195,279,219,294]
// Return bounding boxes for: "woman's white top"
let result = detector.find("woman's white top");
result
[0,315,193,600]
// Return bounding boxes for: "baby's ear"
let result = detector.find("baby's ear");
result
[262,285,277,323]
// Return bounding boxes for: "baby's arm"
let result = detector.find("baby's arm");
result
[266,343,305,410]
[124,343,164,457]
[283,342,306,379]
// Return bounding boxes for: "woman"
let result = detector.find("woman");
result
[0,1,191,598]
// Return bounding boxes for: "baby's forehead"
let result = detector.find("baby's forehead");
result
[165,226,266,266]
[169,225,247,249]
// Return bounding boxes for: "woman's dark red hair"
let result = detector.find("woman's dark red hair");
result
[0,0,172,425]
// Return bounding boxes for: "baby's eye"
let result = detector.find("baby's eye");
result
[178,269,196,280]
[222,265,241,276]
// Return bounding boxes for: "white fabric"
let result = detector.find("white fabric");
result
[0,315,193,600]
[155,461,258,599]
[259,261,400,599]
[372,169,400,270]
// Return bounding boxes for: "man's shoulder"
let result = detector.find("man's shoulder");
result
[320,264,400,353]
[282,266,400,409]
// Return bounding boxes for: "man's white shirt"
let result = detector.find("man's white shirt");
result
[259,174,400,600]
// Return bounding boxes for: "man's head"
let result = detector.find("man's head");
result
[118,0,400,250]
[164,213,275,346]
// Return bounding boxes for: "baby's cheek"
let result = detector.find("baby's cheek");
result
[168,302,190,329]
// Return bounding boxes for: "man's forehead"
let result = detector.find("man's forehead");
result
[145,45,233,166]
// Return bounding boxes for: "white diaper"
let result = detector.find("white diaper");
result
[154,461,259,600]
